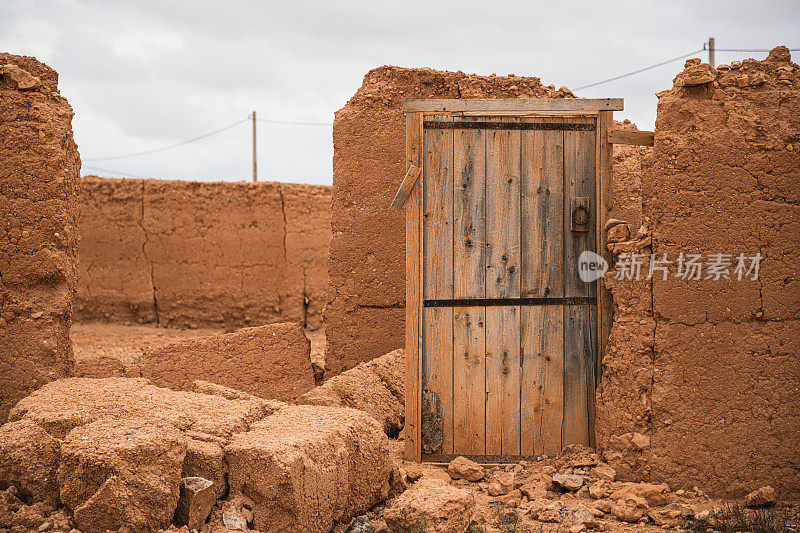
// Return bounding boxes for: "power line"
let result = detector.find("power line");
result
[573,48,705,91]
[84,117,250,162]
[82,165,149,179]
[257,118,331,126]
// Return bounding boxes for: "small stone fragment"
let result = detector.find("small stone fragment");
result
[674,63,716,86]
[222,493,254,531]
[552,473,584,491]
[405,462,423,482]
[175,477,215,530]
[447,456,485,482]
[487,471,514,496]
[744,486,776,508]
[346,516,376,533]
[0,64,42,90]
[630,432,650,450]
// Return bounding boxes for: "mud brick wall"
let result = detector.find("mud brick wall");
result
[76,177,331,330]
[597,47,800,498]
[326,65,574,376]
[0,54,80,422]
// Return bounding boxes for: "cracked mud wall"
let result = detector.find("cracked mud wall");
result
[326,65,574,376]
[0,54,80,422]
[597,48,800,498]
[76,177,330,330]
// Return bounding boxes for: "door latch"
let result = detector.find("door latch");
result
[571,197,590,232]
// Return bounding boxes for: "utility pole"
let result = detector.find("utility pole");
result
[252,110,257,183]
[708,37,715,68]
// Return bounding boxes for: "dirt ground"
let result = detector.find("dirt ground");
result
[71,322,327,375]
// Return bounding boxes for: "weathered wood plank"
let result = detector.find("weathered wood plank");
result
[594,110,614,448]
[423,116,454,300]
[485,305,521,455]
[520,305,563,456]
[562,117,596,447]
[403,98,624,113]
[390,165,422,211]
[485,117,521,299]
[453,306,486,455]
[404,112,423,462]
[521,118,565,298]
[563,304,592,447]
[453,117,486,299]
[423,306,453,454]
[608,128,653,146]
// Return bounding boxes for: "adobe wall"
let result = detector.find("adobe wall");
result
[76,177,331,330]
[0,54,80,422]
[597,47,800,498]
[325,65,575,375]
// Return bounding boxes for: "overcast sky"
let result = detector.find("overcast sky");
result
[2,1,798,185]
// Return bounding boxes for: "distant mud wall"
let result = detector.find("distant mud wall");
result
[76,177,331,330]
[0,54,80,422]
[597,48,800,498]
[325,65,575,376]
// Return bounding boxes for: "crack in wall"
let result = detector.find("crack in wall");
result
[138,181,159,325]
[278,184,289,319]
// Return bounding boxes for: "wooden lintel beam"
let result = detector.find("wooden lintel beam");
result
[402,98,624,113]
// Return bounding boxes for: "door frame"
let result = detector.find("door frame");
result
[401,98,622,462]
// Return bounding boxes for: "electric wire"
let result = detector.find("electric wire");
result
[573,48,706,91]
[84,117,250,161]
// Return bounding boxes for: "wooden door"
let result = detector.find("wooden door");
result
[419,115,598,461]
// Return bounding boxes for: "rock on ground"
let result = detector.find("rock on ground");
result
[383,478,475,533]
[0,420,61,506]
[296,349,404,436]
[225,405,391,532]
[8,377,277,440]
[140,323,314,402]
[58,419,187,532]
[447,456,485,482]
[745,486,776,508]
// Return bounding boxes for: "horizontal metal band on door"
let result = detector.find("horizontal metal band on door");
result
[422,121,596,131]
[423,296,597,308]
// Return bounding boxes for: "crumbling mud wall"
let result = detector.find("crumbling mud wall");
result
[76,177,331,330]
[326,66,574,375]
[0,54,80,422]
[597,47,800,498]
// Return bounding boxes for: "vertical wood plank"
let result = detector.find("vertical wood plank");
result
[453,306,486,455]
[423,306,453,454]
[563,304,593,447]
[453,118,486,299]
[594,110,614,447]
[520,305,564,456]
[521,119,565,298]
[404,112,423,462]
[422,115,455,456]
[485,117,521,455]
[562,117,596,447]
[423,116,454,300]
[453,117,486,456]
[485,117,521,298]
[485,305,521,455]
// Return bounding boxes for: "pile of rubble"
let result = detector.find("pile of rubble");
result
[0,349,407,533]
[360,450,792,533]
